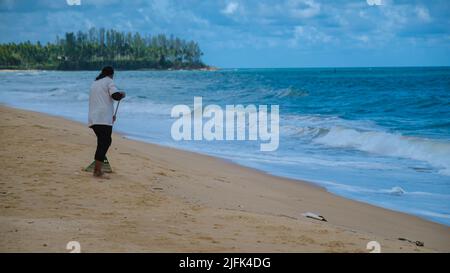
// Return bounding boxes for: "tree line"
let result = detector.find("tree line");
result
[0,28,208,70]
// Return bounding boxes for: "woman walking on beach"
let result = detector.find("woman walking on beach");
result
[88,66,126,177]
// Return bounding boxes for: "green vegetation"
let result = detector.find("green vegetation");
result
[0,28,208,70]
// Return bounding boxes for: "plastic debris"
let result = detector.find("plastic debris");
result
[302,212,327,222]
[398,237,424,247]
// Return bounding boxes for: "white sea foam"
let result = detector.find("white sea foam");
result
[119,99,174,116]
[275,87,309,98]
[229,152,398,170]
[313,126,450,175]
[408,210,450,220]
[313,179,450,198]
[281,114,450,174]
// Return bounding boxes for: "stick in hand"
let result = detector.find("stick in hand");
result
[113,100,121,123]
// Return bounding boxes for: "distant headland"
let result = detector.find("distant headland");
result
[0,28,216,71]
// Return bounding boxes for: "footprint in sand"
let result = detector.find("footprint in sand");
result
[155,171,168,177]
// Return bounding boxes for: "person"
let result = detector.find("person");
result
[88,66,125,177]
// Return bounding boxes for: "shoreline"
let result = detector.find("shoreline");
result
[1,105,449,252]
[0,66,219,72]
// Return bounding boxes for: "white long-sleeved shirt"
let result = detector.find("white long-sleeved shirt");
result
[88,77,119,127]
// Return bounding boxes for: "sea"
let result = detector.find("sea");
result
[1,67,449,225]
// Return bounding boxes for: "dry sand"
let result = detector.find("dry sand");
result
[0,106,449,252]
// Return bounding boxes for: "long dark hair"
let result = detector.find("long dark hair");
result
[95,66,114,81]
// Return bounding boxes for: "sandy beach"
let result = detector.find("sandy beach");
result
[0,105,449,253]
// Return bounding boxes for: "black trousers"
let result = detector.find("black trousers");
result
[91,125,112,162]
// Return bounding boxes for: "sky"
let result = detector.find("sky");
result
[0,0,449,68]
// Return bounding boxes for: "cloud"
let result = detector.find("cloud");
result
[415,6,431,22]
[46,10,95,33]
[366,0,383,6]
[257,0,321,20]
[289,25,332,47]
[65,0,81,6]
[0,0,15,10]
[288,0,321,19]
[355,35,369,43]
[222,2,239,15]
[84,0,127,7]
